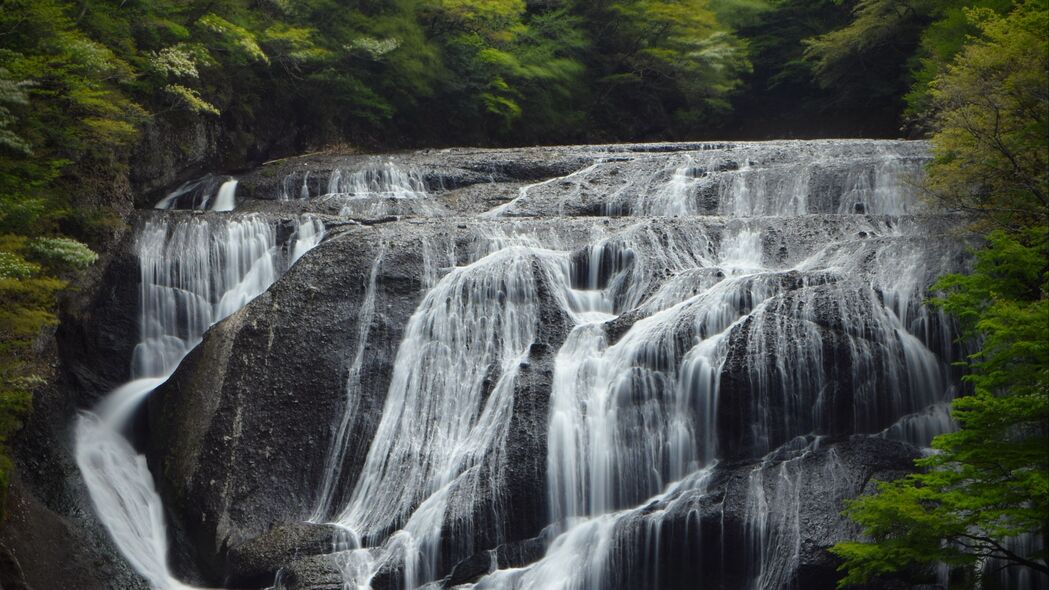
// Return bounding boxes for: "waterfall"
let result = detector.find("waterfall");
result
[76,214,324,589]
[154,175,240,211]
[80,140,1014,590]
[327,162,427,199]
[329,246,566,586]
[256,142,970,590]
[211,179,238,212]
[311,240,387,522]
[330,162,433,217]
[280,171,312,201]
[456,142,960,590]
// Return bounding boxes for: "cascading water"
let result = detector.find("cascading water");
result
[276,161,435,217]
[328,246,567,586]
[300,141,968,590]
[327,162,428,199]
[212,180,238,212]
[75,213,324,589]
[77,141,1043,590]
[155,176,240,211]
[311,240,387,522]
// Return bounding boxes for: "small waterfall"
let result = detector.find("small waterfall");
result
[154,175,240,211]
[327,162,427,198]
[331,246,567,587]
[130,215,281,378]
[485,162,604,218]
[74,382,181,590]
[741,444,845,590]
[291,216,325,264]
[311,240,386,522]
[327,162,433,217]
[211,179,238,212]
[732,281,947,455]
[76,214,324,589]
[280,171,311,201]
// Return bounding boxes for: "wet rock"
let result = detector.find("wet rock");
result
[717,280,946,460]
[274,553,346,590]
[146,225,426,581]
[226,522,347,586]
[444,537,546,586]
[0,470,148,590]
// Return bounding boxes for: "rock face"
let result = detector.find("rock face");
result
[146,225,424,579]
[226,522,347,586]
[0,453,148,590]
[41,140,993,590]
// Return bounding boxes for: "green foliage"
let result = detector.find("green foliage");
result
[197,14,269,65]
[163,84,220,116]
[0,67,31,154]
[804,0,934,110]
[730,0,1017,136]
[924,0,1049,228]
[26,237,99,272]
[903,0,1014,122]
[580,0,750,138]
[0,233,74,518]
[725,0,907,137]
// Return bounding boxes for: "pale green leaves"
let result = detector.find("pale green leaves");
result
[198,14,269,64]
[26,237,98,272]
[0,251,35,281]
[0,68,31,155]
[164,85,221,116]
[926,2,1049,228]
[347,37,402,60]
[148,45,204,79]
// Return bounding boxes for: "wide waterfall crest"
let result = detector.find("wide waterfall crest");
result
[485,141,927,218]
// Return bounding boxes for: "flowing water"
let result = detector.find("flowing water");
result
[296,142,968,589]
[155,176,240,212]
[75,141,1044,590]
[75,213,324,589]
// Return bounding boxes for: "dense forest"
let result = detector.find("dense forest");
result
[0,0,1046,588]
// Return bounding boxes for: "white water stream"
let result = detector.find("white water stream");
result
[75,214,324,589]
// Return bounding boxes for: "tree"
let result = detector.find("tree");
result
[726,0,859,137]
[803,0,934,116]
[922,1,1048,228]
[578,0,750,139]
